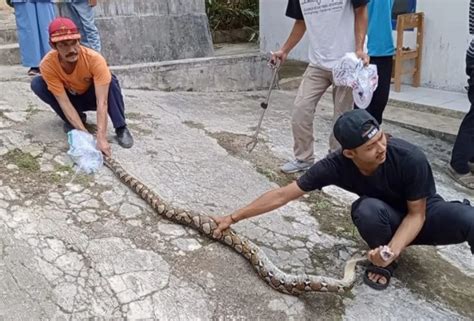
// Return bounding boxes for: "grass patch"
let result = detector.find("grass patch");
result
[49,163,93,186]
[72,173,93,186]
[183,120,206,130]
[126,112,141,120]
[54,164,73,173]
[26,103,40,118]
[128,123,152,136]
[5,149,40,172]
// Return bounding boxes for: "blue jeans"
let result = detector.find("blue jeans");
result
[450,54,474,174]
[351,195,474,254]
[55,0,101,52]
[30,74,126,129]
[13,2,55,67]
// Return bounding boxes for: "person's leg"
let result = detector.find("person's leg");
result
[31,76,69,123]
[412,195,474,254]
[31,76,87,127]
[364,56,393,124]
[351,197,404,249]
[96,75,133,148]
[71,0,101,52]
[284,66,331,172]
[351,197,403,287]
[330,83,354,152]
[450,55,474,179]
[352,195,474,253]
[13,2,42,68]
[34,2,55,59]
[68,77,132,146]
[106,75,127,129]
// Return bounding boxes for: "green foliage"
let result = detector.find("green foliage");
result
[205,0,259,32]
[5,149,40,172]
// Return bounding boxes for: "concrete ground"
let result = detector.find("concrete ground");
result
[0,75,473,320]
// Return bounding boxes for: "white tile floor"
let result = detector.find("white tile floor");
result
[390,84,470,113]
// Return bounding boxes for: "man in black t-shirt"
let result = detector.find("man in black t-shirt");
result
[213,110,474,290]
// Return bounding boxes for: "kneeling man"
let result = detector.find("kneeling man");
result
[31,17,133,156]
[214,109,473,290]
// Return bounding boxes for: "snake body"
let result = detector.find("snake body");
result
[104,156,365,295]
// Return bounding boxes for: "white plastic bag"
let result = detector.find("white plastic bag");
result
[332,52,379,109]
[67,129,103,174]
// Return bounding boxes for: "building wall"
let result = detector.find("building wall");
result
[260,0,471,92]
[94,0,214,65]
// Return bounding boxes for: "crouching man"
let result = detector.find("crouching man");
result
[213,109,473,290]
[31,17,133,156]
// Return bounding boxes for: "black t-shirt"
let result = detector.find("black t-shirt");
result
[297,138,436,212]
[286,0,369,20]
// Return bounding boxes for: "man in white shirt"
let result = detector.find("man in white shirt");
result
[274,0,369,173]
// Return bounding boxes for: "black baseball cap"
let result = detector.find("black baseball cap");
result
[333,109,380,150]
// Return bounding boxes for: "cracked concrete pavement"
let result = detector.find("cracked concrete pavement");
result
[0,79,473,320]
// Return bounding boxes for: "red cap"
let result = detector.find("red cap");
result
[49,17,81,43]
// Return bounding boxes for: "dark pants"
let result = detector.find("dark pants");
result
[356,56,393,124]
[351,195,474,254]
[30,74,126,129]
[450,54,474,174]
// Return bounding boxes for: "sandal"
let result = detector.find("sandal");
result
[27,67,40,76]
[363,262,397,290]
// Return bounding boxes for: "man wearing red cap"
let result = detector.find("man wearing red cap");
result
[31,17,133,156]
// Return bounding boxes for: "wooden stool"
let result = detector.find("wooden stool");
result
[393,12,424,92]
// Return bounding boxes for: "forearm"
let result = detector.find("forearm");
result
[388,213,425,256]
[96,100,108,139]
[281,20,306,54]
[94,83,111,139]
[354,6,368,52]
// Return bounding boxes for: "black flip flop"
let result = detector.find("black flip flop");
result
[363,262,397,290]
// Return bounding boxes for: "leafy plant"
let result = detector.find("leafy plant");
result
[205,0,259,41]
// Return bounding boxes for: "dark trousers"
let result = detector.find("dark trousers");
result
[30,74,126,129]
[450,54,474,174]
[355,56,393,124]
[351,195,474,254]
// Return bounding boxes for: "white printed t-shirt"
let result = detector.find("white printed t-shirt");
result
[286,0,369,70]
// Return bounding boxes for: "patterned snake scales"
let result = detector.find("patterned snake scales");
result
[104,155,366,295]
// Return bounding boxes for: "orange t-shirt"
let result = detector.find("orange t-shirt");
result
[40,46,112,96]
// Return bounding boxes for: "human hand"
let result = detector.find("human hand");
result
[88,0,97,7]
[368,246,396,267]
[97,137,111,156]
[270,50,288,65]
[211,215,235,239]
[356,50,370,66]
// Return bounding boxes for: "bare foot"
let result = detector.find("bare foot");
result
[368,271,387,285]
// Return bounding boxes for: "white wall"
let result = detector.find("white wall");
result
[260,0,471,92]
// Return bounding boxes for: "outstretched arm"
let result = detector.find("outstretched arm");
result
[213,181,306,238]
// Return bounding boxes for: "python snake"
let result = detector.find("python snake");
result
[104,155,366,295]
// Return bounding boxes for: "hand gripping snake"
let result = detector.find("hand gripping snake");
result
[104,155,366,295]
